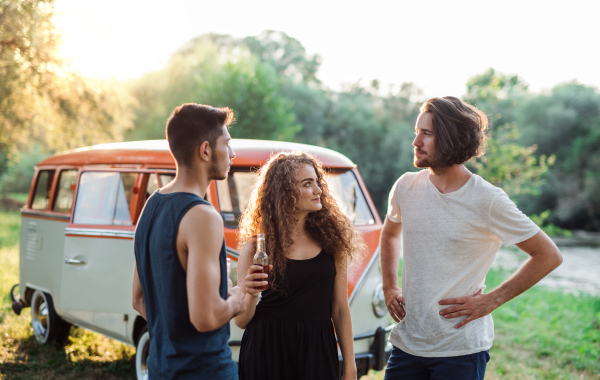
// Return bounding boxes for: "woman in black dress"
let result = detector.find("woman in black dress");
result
[234,151,364,380]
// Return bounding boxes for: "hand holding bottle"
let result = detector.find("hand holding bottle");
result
[245,264,272,297]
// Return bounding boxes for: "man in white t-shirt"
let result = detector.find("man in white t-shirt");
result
[381,96,563,380]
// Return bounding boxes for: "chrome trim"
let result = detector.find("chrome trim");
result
[352,323,395,340]
[65,259,86,265]
[372,283,386,318]
[348,245,380,307]
[64,227,134,238]
[226,246,240,259]
[21,209,70,221]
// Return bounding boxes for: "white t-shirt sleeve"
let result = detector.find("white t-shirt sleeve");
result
[386,175,404,223]
[488,192,540,246]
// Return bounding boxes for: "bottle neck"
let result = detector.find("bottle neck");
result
[257,233,266,254]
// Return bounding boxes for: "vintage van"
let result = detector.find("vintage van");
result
[10,139,393,379]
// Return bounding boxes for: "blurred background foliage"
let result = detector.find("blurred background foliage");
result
[2,0,600,232]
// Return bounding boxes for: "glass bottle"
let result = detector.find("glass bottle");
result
[253,233,269,291]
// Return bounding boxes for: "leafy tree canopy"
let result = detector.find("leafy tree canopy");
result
[126,36,300,142]
[0,0,132,191]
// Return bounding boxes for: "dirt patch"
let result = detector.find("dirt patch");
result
[0,198,24,212]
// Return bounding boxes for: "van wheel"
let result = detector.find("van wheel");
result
[30,290,71,345]
[135,326,150,380]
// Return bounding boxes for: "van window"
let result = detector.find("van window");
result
[146,173,159,198]
[326,171,375,225]
[72,172,137,225]
[31,170,55,210]
[216,172,258,229]
[52,169,79,213]
[215,170,374,228]
[145,172,212,204]
[159,174,174,187]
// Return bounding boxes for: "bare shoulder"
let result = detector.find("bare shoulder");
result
[179,204,223,244]
[183,203,223,227]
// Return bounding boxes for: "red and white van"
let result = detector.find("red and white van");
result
[11,139,393,379]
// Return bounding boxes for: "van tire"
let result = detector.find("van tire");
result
[135,326,150,380]
[30,290,71,345]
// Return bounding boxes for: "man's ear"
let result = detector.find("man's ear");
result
[198,141,211,162]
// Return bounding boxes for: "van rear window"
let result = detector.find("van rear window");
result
[52,170,78,213]
[72,172,137,225]
[31,170,55,210]
[216,170,374,229]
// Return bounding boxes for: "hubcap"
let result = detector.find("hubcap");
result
[136,332,150,380]
[32,294,49,342]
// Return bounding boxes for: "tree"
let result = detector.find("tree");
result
[463,69,553,199]
[0,0,133,192]
[127,37,300,142]
[516,82,600,230]
[319,82,422,216]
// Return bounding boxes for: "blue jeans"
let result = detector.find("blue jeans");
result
[383,346,490,380]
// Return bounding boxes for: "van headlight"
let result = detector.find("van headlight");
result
[372,283,387,318]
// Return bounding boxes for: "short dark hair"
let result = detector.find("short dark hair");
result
[165,103,235,167]
[420,96,488,166]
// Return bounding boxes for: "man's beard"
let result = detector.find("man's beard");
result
[413,150,436,169]
[413,150,447,172]
[208,151,228,181]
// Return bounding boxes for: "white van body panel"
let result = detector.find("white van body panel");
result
[19,215,69,311]
[348,250,391,354]
[60,229,136,342]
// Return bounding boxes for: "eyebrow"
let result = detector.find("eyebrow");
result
[300,177,315,182]
[416,127,434,133]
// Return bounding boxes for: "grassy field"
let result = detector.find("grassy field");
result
[1,208,599,379]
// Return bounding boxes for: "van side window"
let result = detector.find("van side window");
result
[52,170,79,213]
[216,172,257,229]
[31,170,56,210]
[72,172,137,225]
[159,174,174,187]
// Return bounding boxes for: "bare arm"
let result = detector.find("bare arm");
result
[182,205,246,332]
[332,259,356,380]
[233,241,270,329]
[380,217,405,322]
[440,230,563,328]
[132,264,146,320]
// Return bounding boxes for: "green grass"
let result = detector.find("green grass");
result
[1,209,599,379]
[364,268,600,380]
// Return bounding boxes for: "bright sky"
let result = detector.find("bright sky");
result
[54,0,600,98]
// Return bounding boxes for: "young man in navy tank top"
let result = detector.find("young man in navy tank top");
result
[132,103,246,379]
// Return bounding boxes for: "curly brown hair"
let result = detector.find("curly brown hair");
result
[420,96,488,167]
[238,151,365,289]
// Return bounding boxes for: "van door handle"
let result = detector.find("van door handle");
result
[65,259,86,265]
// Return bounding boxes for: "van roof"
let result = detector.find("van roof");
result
[37,139,356,169]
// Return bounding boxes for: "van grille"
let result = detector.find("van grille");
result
[25,221,38,260]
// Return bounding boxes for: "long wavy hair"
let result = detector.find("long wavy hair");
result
[238,151,365,289]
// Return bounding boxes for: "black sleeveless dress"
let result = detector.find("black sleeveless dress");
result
[238,250,339,380]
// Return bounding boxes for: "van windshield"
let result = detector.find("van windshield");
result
[216,170,375,229]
